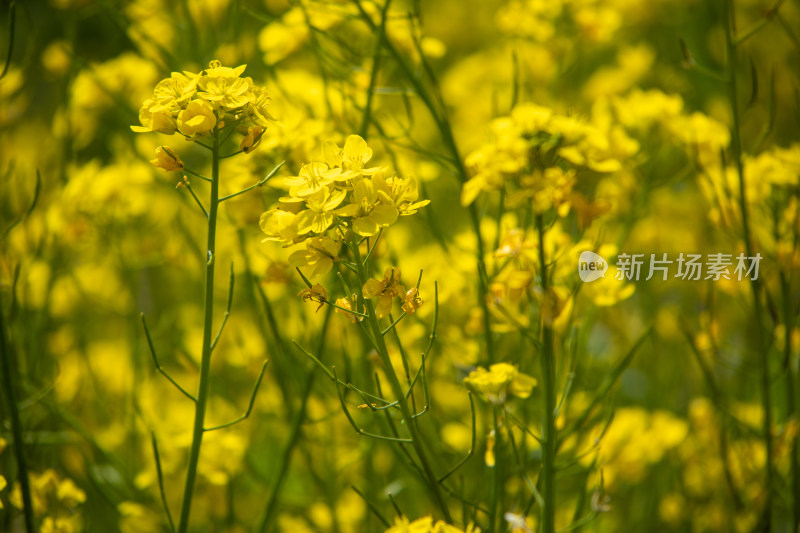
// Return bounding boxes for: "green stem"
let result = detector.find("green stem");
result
[176,124,221,533]
[488,406,500,533]
[724,0,772,527]
[351,0,495,364]
[359,0,391,138]
[257,310,332,533]
[0,302,35,533]
[780,271,799,527]
[536,214,557,533]
[350,240,452,522]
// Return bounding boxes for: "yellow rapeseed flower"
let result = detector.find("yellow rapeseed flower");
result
[401,287,424,315]
[362,266,405,319]
[260,208,301,245]
[295,187,347,235]
[240,125,265,153]
[288,236,339,279]
[285,162,342,197]
[149,146,184,172]
[178,99,217,137]
[298,283,327,312]
[464,363,537,405]
[384,515,481,533]
[336,177,398,237]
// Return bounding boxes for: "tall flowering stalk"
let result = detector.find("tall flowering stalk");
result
[258,135,460,520]
[133,60,277,533]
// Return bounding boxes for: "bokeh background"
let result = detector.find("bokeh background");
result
[1,0,800,531]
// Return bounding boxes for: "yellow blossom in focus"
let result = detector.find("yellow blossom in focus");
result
[149,146,184,171]
[295,187,346,234]
[363,266,405,319]
[131,97,177,134]
[374,172,431,216]
[336,176,399,236]
[285,162,342,197]
[323,134,380,176]
[260,208,301,245]
[178,99,217,137]
[401,287,424,315]
[288,236,339,279]
[197,71,253,110]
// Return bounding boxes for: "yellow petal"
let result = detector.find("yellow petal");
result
[510,372,537,399]
[343,134,372,164]
[370,204,399,226]
[375,295,393,319]
[294,211,316,235]
[336,204,361,217]
[354,216,379,236]
[310,212,334,234]
[324,189,347,210]
[322,140,343,168]
[362,279,383,299]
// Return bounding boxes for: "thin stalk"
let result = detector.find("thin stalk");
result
[0,303,35,533]
[488,406,500,533]
[257,309,331,533]
[352,0,495,364]
[723,0,772,526]
[176,123,221,533]
[780,271,799,526]
[359,0,391,138]
[536,214,557,533]
[350,240,452,522]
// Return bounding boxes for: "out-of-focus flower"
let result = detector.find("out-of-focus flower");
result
[335,295,363,323]
[41,40,72,77]
[384,515,481,533]
[118,501,162,533]
[504,512,534,533]
[0,438,5,509]
[10,469,86,530]
[485,429,496,467]
[464,363,537,405]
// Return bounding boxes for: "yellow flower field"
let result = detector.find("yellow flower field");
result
[1,0,799,532]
